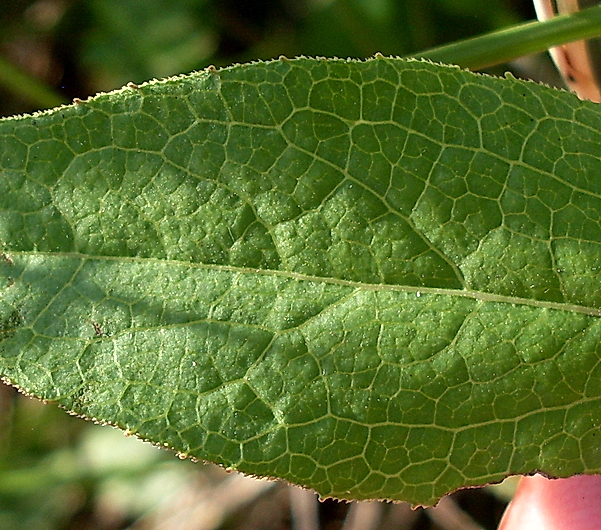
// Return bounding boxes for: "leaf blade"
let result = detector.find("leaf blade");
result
[1,57,601,505]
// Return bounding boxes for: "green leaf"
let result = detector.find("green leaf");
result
[1,57,601,506]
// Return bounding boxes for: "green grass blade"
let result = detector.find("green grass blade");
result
[410,4,601,69]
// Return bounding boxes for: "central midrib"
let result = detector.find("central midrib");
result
[11,250,601,317]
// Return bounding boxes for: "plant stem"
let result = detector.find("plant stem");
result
[0,55,67,111]
[409,4,601,70]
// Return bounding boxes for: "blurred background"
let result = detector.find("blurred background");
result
[1,0,562,115]
[0,0,559,528]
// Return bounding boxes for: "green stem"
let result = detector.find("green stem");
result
[409,4,601,69]
[0,55,67,111]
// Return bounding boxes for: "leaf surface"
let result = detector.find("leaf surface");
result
[1,57,601,505]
